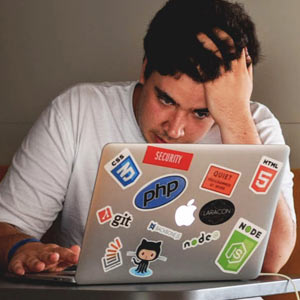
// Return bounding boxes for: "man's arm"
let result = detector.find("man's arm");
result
[0,222,80,274]
[262,195,296,272]
[198,29,296,272]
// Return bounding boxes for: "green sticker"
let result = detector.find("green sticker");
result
[215,218,266,274]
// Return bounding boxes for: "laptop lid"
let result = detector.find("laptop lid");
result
[74,143,289,284]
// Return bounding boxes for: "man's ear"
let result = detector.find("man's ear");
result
[139,58,148,84]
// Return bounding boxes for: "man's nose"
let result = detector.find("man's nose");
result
[163,111,185,139]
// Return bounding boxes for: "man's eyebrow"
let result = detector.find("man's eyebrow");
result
[154,86,176,103]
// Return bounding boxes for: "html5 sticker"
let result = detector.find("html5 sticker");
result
[143,146,193,171]
[200,164,241,197]
[249,156,283,195]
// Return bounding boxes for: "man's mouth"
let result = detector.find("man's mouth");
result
[154,134,167,143]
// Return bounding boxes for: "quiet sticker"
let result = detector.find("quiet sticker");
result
[249,156,283,194]
[200,164,241,197]
[215,218,266,274]
[143,146,193,171]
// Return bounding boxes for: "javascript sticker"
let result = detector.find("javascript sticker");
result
[200,164,241,197]
[215,218,266,274]
[249,156,283,194]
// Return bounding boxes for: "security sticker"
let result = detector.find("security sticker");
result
[104,148,142,189]
[101,237,123,272]
[249,156,283,195]
[148,220,182,240]
[127,238,167,277]
[215,218,266,274]
[143,146,194,171]
[200,164,241,197]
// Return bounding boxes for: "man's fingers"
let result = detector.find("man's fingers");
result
[8,259,26,275]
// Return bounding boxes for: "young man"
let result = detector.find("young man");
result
[0,0,296,285]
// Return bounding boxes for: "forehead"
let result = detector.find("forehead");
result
[150,72,207,109]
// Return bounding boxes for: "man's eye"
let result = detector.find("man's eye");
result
[194,110,209,119]
[158,96,175,106]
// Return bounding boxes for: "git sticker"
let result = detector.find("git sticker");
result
[200,164,241,197]
[249,156,283,194]
[215,218,266,274]
[104,148,142,189]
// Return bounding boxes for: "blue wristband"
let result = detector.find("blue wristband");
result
[7,238,40,263]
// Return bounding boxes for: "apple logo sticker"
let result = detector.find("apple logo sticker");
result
[175,199,197,226]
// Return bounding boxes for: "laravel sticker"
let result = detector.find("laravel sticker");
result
[249,156,283,195]
[200,164,241,197]
[143,146,193,171]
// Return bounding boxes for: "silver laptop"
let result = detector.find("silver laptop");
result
[7,143,289,284]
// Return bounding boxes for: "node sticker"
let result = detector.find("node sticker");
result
[215,218,266,274]
[183,231,220,250]
[104,148,142,189]
[101,237,123,272]
[249,156,283,195]
[143,146,194,171]
[200,164,241,197]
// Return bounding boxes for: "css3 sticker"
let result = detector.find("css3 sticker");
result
[249,156,283,194]
[105,148,142,189]
[215,218,266,274]
[134,174,187,210]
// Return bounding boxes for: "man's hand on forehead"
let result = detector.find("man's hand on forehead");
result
[196,28,257,144]
[197,28,251,68]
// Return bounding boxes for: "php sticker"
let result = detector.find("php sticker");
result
[215,218,266,274]
[200,164,241,197]
[249,156,283,194]
[143,146,193,171]
[101,237,123,272]
[134,174,187,210]
[148,221,182,240]
[104,148,142,189]
[127,238,167,277]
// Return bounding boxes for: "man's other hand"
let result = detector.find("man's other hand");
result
[8,242,80,275]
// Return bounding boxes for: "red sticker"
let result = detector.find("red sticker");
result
[249,156,283,194]
[200,164,241,197]
[143,146,193,171]
[96,206,113,224]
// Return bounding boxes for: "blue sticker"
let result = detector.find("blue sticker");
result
[105,149,142,189]
[133,175,187,210]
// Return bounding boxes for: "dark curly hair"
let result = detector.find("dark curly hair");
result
[143,0,261,82]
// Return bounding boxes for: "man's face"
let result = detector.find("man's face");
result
[133,70,215,144]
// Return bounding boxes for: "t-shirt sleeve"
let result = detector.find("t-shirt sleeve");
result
[252,102,296,223]
[0,100,74,239]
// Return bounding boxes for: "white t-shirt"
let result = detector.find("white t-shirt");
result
[0,81,295,248]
